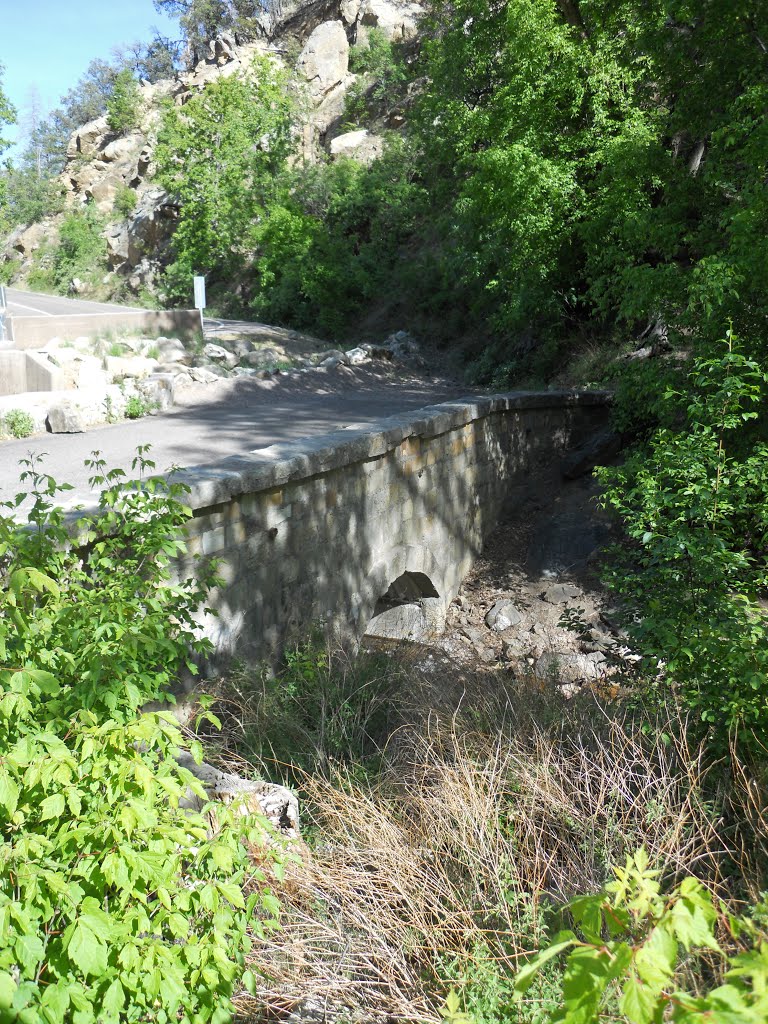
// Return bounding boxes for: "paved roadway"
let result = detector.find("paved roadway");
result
[3,288,146,318]
[0,367,465,509]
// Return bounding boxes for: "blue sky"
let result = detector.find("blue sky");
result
[0,0,178,150]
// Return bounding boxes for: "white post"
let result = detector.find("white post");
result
[193,275,206,334]
[0,286,7,345]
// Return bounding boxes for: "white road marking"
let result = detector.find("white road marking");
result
[8,300,53,316]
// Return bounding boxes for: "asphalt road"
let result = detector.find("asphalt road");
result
[4,288,146,318]
[0,366,466,509]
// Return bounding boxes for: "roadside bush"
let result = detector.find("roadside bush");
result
[0,408,34,438]
[250,138,425,335]
[124,394,154,419]
[598,328,768,747]
[44,205,107,293]
[154,58,294,303]
[0,450,285,1022]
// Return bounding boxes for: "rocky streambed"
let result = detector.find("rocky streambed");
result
[365,465,636,701]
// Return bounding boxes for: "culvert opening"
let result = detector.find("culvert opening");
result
[365,572,441,642]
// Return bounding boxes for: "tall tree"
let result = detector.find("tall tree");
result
[0,64,18,223]
[416,0,768,374]
[154,56,294,298]
[0,63,16,158]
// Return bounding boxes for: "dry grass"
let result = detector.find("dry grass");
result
[231,659,761,1023]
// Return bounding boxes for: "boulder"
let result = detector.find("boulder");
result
[137,373,176,412]
[485,600,523,632]
[101,136,140,163]
[344,346,369,365]
[298,21,350,98]
[203,343,239,369]
[104,355,160,380]
[312,348,347,364]
[156,338,188,363]
[330,129,384,165]
[173,371,194,389]
[12,221,50,256]
[126,188,178,267]
[542,583,582,605]
[47,403,86,433]
[189,366,220,384]
[365,597,442,642]
[535,651,607,684]
[176,752,299,838]
[341,0,362,22]
[243,347,282,368]
[86,173,124,211]
[105,222,130,268]
[359,0,423,42]
[67,115,109,160]
[49,351,106,390]
[309,76,354,136]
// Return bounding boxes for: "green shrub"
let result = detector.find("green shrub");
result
[49,205,107,292]
[154,58,294,302]
[512,848,768,1023]
[598,328,768,747]
[249,138,425,335]
[1,408,34,439]
[114,183,138,218]
[344,29,408,127]
[0,450,285,1022]
[124,394,154,419]
[238,639,396,787]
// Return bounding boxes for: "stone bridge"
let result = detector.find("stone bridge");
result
[168,389,612,665]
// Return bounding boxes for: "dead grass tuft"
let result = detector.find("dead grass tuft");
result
[235,677,754,1023]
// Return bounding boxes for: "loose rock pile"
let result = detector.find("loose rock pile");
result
[376,470,637,701]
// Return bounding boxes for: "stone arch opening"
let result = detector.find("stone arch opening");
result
[365,571,442,642]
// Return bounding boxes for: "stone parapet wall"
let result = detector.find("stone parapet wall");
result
[170,390,612,666]
[7,309,202,349]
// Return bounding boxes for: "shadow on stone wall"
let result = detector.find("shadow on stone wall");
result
[170,391,611,674]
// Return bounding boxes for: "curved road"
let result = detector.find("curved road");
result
[4,288,146,317]
[0,365,466,509]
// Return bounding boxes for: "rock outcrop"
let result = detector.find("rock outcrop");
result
[298,21,350,98]
[0,0,424,296]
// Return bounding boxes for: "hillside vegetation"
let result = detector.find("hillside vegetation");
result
[1,2,768,1022]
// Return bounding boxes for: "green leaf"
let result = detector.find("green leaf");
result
[102,979,124,1019]
[636,927,677,998]
[0,972,17,1010]
[216,882,245,909]
[41,981,70,1019]
[620,970,660,1024]
[64,920,109,978]
[40,793,66,820]
[513,933,577,997]
[0,772,19,817]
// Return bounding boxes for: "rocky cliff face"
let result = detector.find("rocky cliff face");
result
[1,0,423,297]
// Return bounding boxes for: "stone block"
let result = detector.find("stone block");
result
[47,403,86,433]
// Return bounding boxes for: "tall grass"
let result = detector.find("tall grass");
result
[220,645,767,1023]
